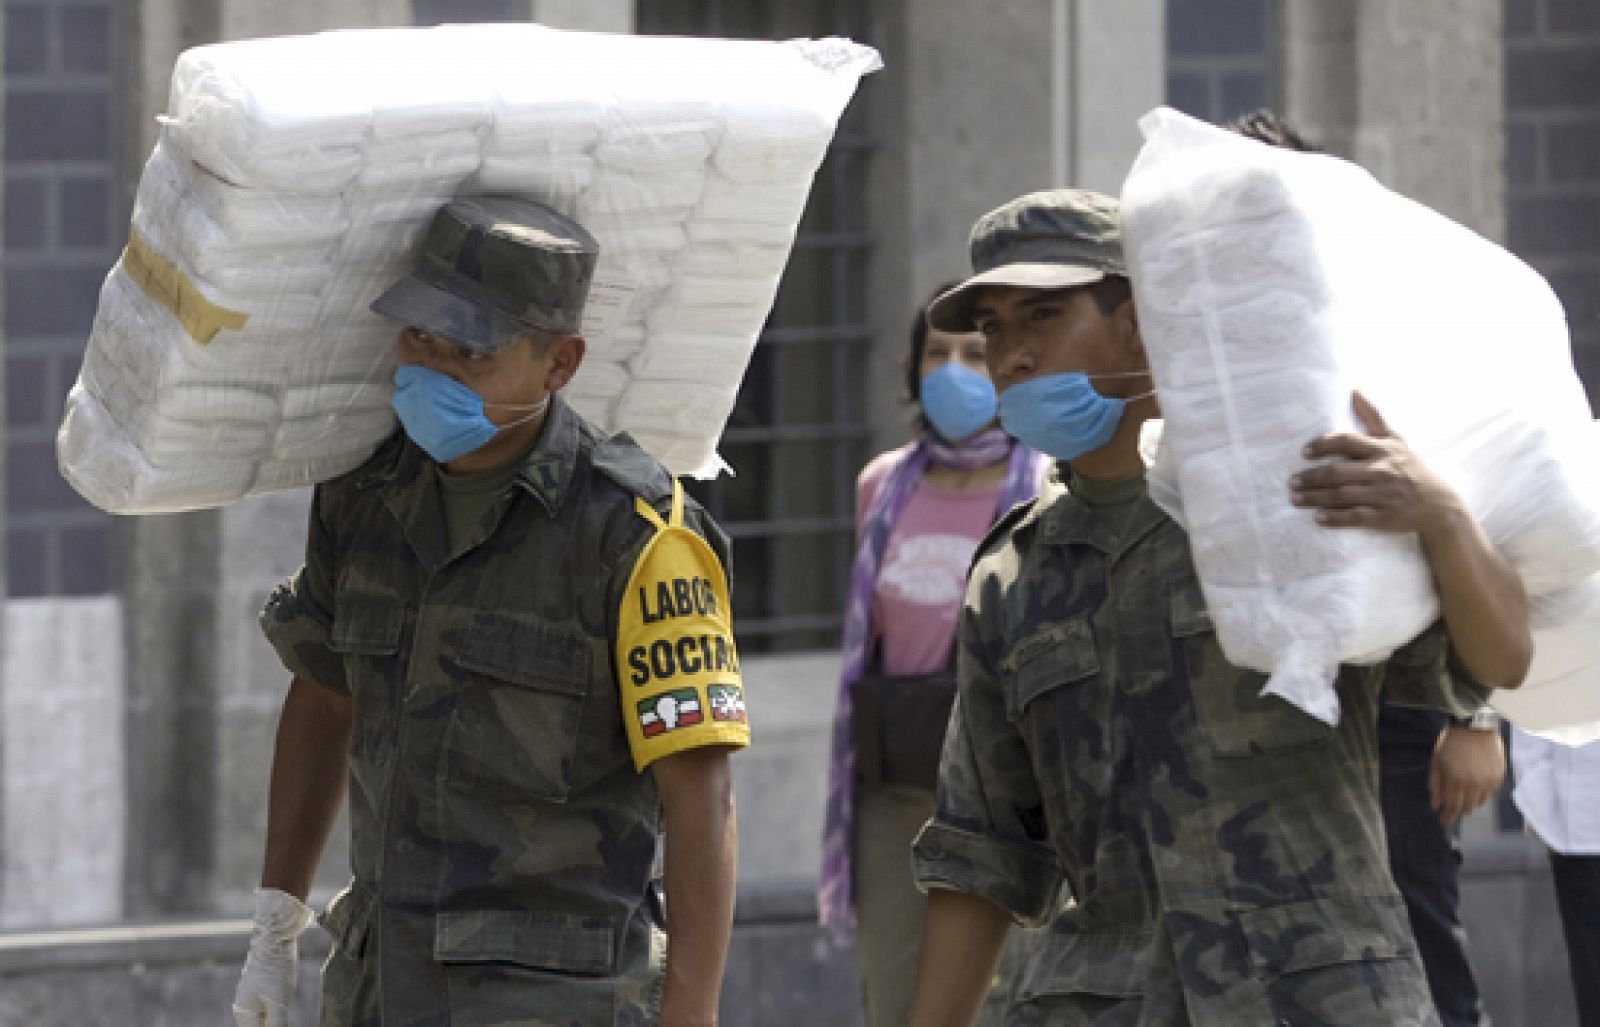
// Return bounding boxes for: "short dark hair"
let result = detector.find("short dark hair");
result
[1225,108,1323,154]
[1087,274,1132,317]
[905,280,966,425]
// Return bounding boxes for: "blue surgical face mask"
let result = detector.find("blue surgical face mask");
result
[998,371,1151,462]
[921,361,998,442]
[390,364,547,464]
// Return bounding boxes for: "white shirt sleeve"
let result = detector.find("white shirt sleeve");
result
[1511,726,1600,855]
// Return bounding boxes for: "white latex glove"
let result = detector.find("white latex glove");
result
[233,887,314,1027]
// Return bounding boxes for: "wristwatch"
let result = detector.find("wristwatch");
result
[1453,705,1502,732]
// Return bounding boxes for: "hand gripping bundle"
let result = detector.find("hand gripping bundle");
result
[56,24,880,513]
[1122,107,1600,741]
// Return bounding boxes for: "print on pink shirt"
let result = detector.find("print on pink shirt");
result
[878,534,982,607]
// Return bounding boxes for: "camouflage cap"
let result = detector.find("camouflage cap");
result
[370,196,599,352]
[926,188,1125,332]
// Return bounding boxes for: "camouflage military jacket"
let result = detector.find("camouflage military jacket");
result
[262,396,742,1027]
[912,473,1489,1026]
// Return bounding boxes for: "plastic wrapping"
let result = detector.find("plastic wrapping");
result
[1493,578,1600,745]
[1122,107,1600,731]
[58,24,881,514]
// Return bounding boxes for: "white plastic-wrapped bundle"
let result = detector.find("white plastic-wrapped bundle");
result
[1493,577,1600,745]
[1122,107,1600,732]
[59,23,880,514]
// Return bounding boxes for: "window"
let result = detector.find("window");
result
[1165,0,1280,125]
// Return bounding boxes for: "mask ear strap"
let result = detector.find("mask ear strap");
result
[487,396,552,435]
[485,395,551,414]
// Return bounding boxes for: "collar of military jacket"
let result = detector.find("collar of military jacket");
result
[508,392,580,517]
[1038,482,1170,557]
[356,392,580,518]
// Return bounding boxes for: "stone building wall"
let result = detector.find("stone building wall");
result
[1506,0,1600,407]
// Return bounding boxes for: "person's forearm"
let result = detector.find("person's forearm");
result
[1420,503,1533,689]
[657,749,737,1026]
[908,888,1011,1027]
[1292,392,1532,689]
[261,675,352,900]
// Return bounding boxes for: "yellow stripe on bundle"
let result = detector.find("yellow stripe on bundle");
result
[122,228,249,344]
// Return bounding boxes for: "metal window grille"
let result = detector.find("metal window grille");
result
[1164,0,1281,125]
[639,0,879,654]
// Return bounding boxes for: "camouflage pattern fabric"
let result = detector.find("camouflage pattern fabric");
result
[262,394,733,1026]
[370,196,599,352]
[913,469,1490,1025]
[927,189,1126,333]
[966,188,1125,279]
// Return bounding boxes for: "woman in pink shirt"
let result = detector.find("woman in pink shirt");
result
[819,284,1045,1027]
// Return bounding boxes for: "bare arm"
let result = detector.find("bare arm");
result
[260,674,352,900]
[655,746,738,1027]
[907,889,1011,1027]
[1413,501,1532,688]
[1293,392,1533,688]
[1430,723,1507,826]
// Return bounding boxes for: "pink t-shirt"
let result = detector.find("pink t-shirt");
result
[857,448,1001,677]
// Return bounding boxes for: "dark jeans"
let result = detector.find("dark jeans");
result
[1552,851,1600,1026]
[1380,703,1485,1027]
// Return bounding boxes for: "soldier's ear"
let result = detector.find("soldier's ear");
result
[1113,297,1145,362]
[543,333,586,392]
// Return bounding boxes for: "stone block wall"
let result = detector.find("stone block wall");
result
[1,599,124,928]
[1506,0,1600,407]
[2,0,122,597]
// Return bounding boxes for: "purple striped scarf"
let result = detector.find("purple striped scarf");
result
[818,429,1045,942]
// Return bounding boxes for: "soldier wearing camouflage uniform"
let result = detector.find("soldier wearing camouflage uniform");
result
[232,197,750,1027]
[904,190,1533,1026]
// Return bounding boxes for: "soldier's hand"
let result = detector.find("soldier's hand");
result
[1290,392,1463,536]
[1428,724,1507,827]
[233,887,313,1027]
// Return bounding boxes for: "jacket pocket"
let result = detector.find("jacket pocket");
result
[1237,892,1414,976]
[329,593,404,761]
[1242,894,1431,1022]
[1000,618,1100,724]
[1012,926,1151,1002]
[442,613,593,802]
[319,881,375,960]
[1171,577,1331,758]
[434,909,617,976]
[999,618,1111,821]
[453,613,590,696]
[316,883,376,1026]
[329,594,404,658]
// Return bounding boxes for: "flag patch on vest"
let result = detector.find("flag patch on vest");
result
[707,684,746,724]
[638,689,704,737]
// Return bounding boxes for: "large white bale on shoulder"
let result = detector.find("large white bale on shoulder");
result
[1122,107,1600,730]
[59,25,881,513]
